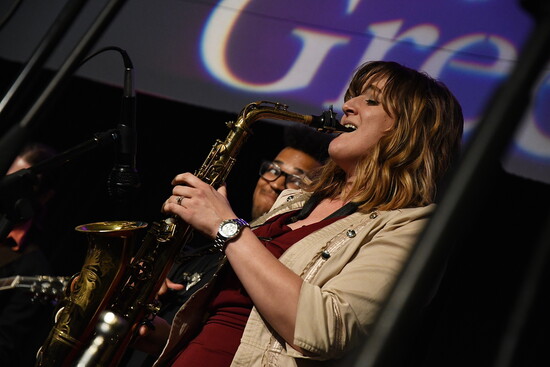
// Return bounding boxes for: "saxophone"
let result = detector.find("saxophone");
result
[36,101,348,367]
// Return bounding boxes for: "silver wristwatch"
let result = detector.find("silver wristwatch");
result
[214,218,249,249]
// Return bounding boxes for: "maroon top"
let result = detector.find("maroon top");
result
[170,211,342,367]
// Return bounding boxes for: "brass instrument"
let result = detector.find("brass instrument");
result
[36,221,147,366]
[36,101,348,367]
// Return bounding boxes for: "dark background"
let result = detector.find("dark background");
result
[1,56,550,367]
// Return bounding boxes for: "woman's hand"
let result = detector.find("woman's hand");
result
[162,173,235,238]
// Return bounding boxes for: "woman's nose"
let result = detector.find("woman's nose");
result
[342,97,357,116]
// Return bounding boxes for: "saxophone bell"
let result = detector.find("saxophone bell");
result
[35,221,147,367]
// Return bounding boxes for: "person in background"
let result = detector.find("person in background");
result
[250,125,333,220]
[0,143,58,367]
[139,60,463,367]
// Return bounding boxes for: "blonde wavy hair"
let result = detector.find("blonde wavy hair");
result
[308,61,464,212]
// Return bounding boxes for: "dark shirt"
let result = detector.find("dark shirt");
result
[0,242,54,367]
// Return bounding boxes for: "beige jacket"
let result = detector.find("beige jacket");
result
[154,190,434,366]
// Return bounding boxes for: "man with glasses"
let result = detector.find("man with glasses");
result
[251,126,332,219]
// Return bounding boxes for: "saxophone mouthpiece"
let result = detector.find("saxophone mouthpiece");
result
[310,105,354,133]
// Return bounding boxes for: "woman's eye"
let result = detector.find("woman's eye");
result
[365,99,379,106]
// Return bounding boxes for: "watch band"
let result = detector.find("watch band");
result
[214,218,249,249]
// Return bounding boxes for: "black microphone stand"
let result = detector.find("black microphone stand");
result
[0,129,118,242]
[351,0,550,366]
[0,0,129,176]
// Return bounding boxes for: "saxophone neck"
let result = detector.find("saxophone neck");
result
[239,101,353,134]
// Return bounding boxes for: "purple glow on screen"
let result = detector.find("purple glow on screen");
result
[196,0,548,182]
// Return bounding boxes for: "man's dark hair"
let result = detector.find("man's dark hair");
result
[283,125,333,163]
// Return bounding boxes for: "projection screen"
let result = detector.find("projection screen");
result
[0,0,548,183]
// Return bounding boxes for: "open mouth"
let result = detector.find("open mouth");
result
[343,123,357,131]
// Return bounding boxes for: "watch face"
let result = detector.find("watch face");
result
[220,221,239,238]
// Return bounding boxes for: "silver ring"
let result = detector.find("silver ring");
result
[176,196,183,205]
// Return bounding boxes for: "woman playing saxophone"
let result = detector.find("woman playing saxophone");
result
[139,60,464,367]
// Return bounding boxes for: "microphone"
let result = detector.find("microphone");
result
[310,105,354,134]
[107,55,141,207]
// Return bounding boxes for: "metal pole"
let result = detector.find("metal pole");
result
[0,0,129,175]
[0,0,88,129]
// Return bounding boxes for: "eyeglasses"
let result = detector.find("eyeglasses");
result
[259,161,306,189]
